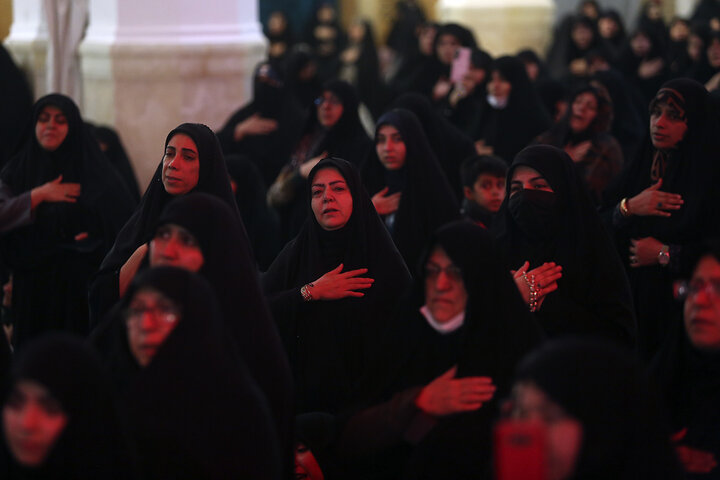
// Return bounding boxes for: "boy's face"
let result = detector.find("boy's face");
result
[464,173,506,213]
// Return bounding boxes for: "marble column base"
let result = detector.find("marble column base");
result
[80,39,265,189]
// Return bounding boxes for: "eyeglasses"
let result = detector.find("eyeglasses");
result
[673,279,720,301]
[314,96,342,106]
[424,264,463,282]
[126,304,180,326]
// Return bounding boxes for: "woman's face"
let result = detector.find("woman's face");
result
[509,166,554,197]
[149,224,205,272]
[670,21,689,42]
[649,98,688,150]
[683,255,720,352]
[162,133,200,195]
[708,38,720,68]
[631,33,652,57]
[376,125,407,170]
[295,442,324,480]
[424,246,468,323]
[598,17,619,39]
[488,71,512,102]
[35,105,69,152]
[571,24,593,50]
[436,33,461,65]
[512,382,583,480]
[349,22,366,43]
[3,380,68,467]
[316,91,344,129]
[311,167,353,231]
[569,92,598,133]
[688,34,704,61]
[126,288,180,367]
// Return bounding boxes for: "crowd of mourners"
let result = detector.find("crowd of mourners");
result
[0,0,719,478]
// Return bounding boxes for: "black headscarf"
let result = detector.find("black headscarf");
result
[386,221,544,479]
[390,93,476,198]
[473,56,552,164]
[516,339,684,480]
[1,334,137,480]
[282,49,323,111]
[93,125,141,204]
[225,154,282,269]
[361,108,461,269]
[495,145,636,346]
[216,62,306,187]
[603,78,720,358]
[0,44,33,169]
[89,122,240,326]
[111,267,280,480]
[262,157,412,414]
[0,94,135,344]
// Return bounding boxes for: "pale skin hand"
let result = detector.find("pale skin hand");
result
[30,175,81,211]
[432,77,452,101]
[674,429,718,474]
[306,263,374,300]
[415,366,496,416]
[638,58,664,79]
[564,140,592,163]
[511,261,563,310]
[119,244,148,297]
[474,139,494,156]
[233,113,278,141]
[371,187,401,215]
[626,179,683,218]
[629,237,663,267]
[298,152,328,179]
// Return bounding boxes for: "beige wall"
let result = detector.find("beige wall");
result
[340,0,437,45]
[0,0,12,40]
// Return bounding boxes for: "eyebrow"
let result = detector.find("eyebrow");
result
[312,180,346,188]
[180,148,197,155]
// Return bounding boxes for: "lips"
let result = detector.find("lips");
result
[322,208,338,215]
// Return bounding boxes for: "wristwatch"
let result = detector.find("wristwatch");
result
[658,245,670,267]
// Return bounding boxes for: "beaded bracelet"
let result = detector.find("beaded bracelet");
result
[521,272,539,313]
[300,283,314,302]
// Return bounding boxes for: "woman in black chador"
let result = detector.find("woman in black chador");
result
[216,62,306,187]
[262,157,412,415]
[472,56,551,164]
[603,78,720,359]
[337,221,543,479]
[0,94,135,346]
[0,334,137,480]
[361,108,461,270]
[89,122,240,325]
[100,267,280,480]
[494,145,636,346]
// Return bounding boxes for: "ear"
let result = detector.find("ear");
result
[463,186,474,201]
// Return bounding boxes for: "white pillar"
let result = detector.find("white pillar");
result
[4,0,48,98]
[436,0,555,58]
[80,0,266,188]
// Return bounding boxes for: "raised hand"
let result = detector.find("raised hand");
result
[36,175,81,203]
[512,261,562,310]
[308,263,374,300]
[233,113,278,141]
[415,366,496,416]
[371,187,401,215]
[627,179,683,217]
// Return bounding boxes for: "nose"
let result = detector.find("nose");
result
[435,270,452,291]
[160,237,179,259]
[19,405,40,430]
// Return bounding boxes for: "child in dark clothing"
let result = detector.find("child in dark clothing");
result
[460,154,507,228]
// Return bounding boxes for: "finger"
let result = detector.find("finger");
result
[453,402,483,412]
[539,282,558,295]
[440,366,458,379]
[55,174,63,182]
[340,268,369,276]
[377,187,389,196]
[345,291,365,297]
[649,178,662,190]
[333,263,345,273]
[515,261,530,274]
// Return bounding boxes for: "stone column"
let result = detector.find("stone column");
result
[4,0,48,97]
[80,0,266,188]
[436,0,554,58]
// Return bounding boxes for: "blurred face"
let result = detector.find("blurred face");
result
[35,105,69,152]
[708,38,720,68]
[670,21,689,42]
[524,61,540,82]
[311,167,353,231]
[510,166,554,196]
[295,443,324,480]
[571,24,593,50]
[126,288,180,367]
[569,92,598,133]
[268,12,287,34]
[3,381,67,467]
[149,224,205,272]
[349,22,366,43]
[424,246,468,323]
[317,5,335,23]
[436,33,461,65]
[512,382,583,480]
[162,133,200,195]
[689,34,704,61]
[316,91,344,128]
[464,173,505,213]
[649,99,688,150]
[598,17,619,39]
[376,125,407,170]
[684,255,720,352]
[488,71,512,102]
[581,1,598,19]
[418,25,437,56]
[631,32,652,57]
[467,65,487,87]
